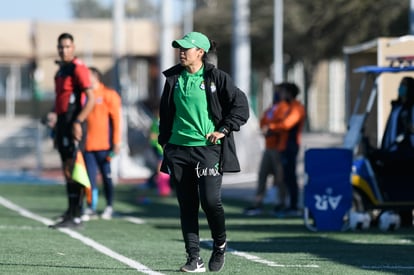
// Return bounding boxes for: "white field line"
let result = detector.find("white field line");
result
[362,265,414,270]
[0,196,164,275]
[200,239,319,268]
[0,225,46,230]
[352,239,413,244]
[123,216,146,224]
[230,250,319,268]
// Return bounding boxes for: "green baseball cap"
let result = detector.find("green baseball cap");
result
[172,32,211,53]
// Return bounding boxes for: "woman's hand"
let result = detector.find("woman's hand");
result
[206,131,225,144]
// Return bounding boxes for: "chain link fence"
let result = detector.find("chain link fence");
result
[0,116,59,174]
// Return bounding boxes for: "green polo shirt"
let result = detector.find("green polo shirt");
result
[169,66,216,146]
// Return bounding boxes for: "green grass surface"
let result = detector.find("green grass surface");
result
[0,182,413,274]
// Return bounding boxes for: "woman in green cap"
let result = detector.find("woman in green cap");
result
[158,31,249,272]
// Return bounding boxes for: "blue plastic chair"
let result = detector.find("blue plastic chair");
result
[303,148,353,231]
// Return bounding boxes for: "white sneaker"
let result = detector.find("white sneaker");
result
[81,208,98,222]
[101,206,113,220]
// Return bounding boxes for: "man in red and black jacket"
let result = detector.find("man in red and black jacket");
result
[47,32,95,228]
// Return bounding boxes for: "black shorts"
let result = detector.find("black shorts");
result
[55,114,86,162]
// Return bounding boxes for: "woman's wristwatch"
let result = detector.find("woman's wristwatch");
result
[219,127,229,135]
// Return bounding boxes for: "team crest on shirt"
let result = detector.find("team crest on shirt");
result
[95,96,103,104]
[210,82,217,93]
[200,81,205,90]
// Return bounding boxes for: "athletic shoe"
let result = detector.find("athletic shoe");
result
[285,208,302,217]
[243,205,263,216]
[101,206,113,220]
[49,217,83,229]
[53,209,70,223]
[274,207,302,218]
[208,242,226,272]
[81,208,99,222]
[180,256,206,272]
[271,204,287,216]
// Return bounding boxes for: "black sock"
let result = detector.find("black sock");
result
[67,181,83,218]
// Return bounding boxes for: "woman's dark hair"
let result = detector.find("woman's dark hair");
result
[89,66,103,82]
[279,82,300,98]
[202,39,217,62]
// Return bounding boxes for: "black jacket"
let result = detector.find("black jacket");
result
[158,62,250,173]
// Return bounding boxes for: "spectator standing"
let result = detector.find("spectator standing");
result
[243,86,288,216]
[269,82,306,217]
[82,67,122,221]
[158,31,249,272]
[47,32,95,228]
